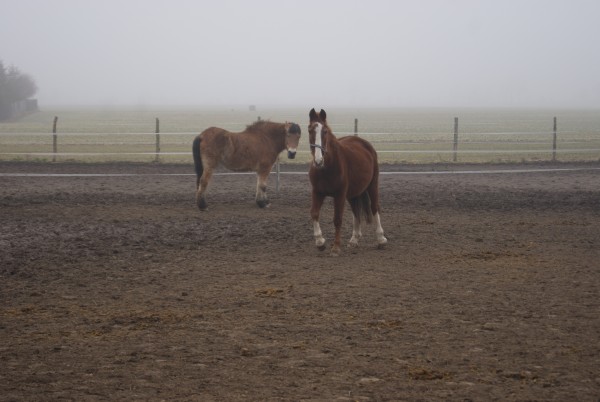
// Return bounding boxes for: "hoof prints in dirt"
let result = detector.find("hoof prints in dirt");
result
[1,162,599,401]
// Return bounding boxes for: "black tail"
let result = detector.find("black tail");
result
[350,191,373,225]
[192,135,203,179]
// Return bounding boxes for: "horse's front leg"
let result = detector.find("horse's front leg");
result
[255,169,270,208]
[331,195,346,256]
[311,192,326,251]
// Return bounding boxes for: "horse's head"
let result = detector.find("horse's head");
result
[308,108,330,168]
[284,122,301,159]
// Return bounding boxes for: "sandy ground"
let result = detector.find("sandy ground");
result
[1,161,599,401]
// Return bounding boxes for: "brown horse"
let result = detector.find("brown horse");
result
[193,120,301,210]
[308,108,387,256]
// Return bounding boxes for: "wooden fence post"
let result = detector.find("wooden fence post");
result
[552,116,557,161]
[453,117,458,162]
[52,116,58,162]
[155,118,160,163]
[354,118,358,136]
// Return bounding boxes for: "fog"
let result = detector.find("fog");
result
[2,0,599,109]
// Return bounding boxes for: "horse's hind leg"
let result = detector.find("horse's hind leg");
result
[374,211,387,248]
[255,169,271,208]
[196,165,214,211]
[367,179,387,247]
[348,199,362,248]
[349,214,362,248]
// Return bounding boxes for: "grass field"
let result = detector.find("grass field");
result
[1,107,599,164]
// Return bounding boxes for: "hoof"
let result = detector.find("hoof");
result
[330,248,341,257]
[316,237,326,251]
[197,197,208,211]
[256,200,271,209]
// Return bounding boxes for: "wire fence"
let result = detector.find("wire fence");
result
[1,116,599,164]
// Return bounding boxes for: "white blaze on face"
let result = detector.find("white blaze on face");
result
[313,123,324,166]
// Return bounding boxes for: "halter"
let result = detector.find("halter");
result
[310,143,326,153]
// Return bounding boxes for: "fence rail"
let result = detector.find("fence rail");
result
[1,116,599,164]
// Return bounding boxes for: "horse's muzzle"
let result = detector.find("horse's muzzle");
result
[287,150,296,159]
[312,159,324,169]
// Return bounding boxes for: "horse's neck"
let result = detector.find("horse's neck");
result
[325,134,344,168]
[244,123,285,151]
[267,125,286,151]
[328,133,341,151]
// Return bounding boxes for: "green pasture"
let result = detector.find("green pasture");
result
[1,107,599,164]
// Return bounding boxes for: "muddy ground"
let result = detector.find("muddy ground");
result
[0,161,599,401]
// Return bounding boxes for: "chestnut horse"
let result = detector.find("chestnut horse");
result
[308,108,387,256]
[193,120,301,210]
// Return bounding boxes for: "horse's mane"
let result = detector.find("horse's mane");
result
[245,120,277,133]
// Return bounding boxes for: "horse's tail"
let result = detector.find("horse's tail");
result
[192,134,203,180]
[350,191,373,225]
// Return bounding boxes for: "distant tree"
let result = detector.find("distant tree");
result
[0,61,8,120]
[0,60,38,120]
[0,61,6,84]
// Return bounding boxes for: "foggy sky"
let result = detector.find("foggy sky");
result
[2,0,599,108]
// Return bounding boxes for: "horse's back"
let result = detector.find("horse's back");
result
[199,127,229,156]
[200,126,228,142]
[337,136,379,197]
[338,136,378,168]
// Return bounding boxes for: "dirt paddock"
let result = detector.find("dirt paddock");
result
[1,161,599,401]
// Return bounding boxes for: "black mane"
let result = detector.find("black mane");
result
[245,120,273,132]
[245,120,300,135]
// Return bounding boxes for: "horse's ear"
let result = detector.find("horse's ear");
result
[309,108,318,122]
[319,109,327,121]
